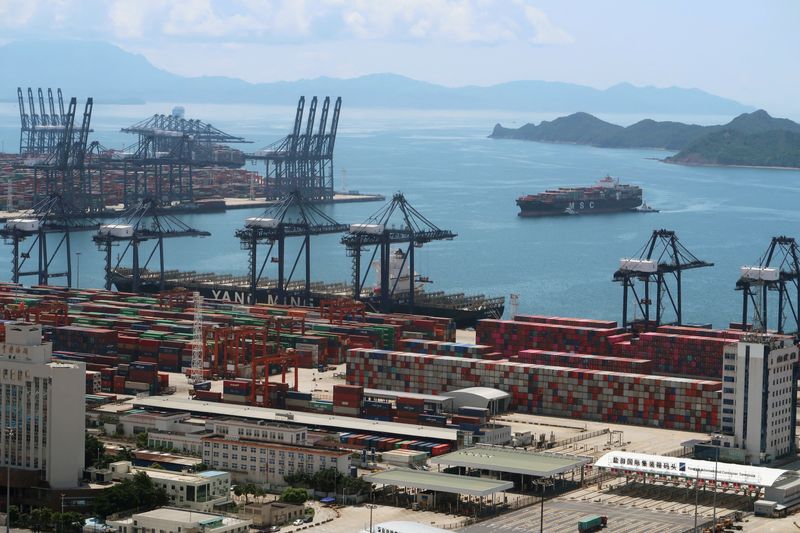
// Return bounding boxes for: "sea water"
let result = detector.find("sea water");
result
[0,102,797,328]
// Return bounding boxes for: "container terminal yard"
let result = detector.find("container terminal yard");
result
[0,268,797,532]
[3,89,800,533]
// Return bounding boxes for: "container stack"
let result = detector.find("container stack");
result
[53,326,118,355]
[222,379,252,404]
[629,332,736,379]
[332,384,364,416]
[395,396,425,424]
[346,348,720,432]
[477,318,623,357]
[398,339,499,359]
[362,400,394,421]
[338,433,451,456]
[285,390,313,410]
[516,349,653,374]
[86,370,101,394]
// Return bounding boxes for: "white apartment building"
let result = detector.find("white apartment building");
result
[202,435,350,487]
[109,461,231,512]
[148,418,308,456]
[108,507,250,533]
[119,410,202,438]
[719,335,798,464]
[208,418,308,445]
[0,322,84,488]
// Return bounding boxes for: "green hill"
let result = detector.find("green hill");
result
[491,109,800,168]
[665,129,800,167]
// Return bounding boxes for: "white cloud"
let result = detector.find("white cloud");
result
[0,0,39,28]
[518,3,574,45]
[109,0,167,39]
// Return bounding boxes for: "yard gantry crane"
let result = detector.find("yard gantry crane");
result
[120,110,249,207]
[247,96,341,201]
[613,229,713,328]
[92,198,211,292]
[235,190,349,306]
[342,192,456,313]
[736,236,800,335]
[0,193,98,287]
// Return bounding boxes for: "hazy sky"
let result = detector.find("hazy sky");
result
[1,0,798,114]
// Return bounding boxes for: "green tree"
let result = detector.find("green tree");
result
[280,487,308,505]
[85,433,107,468]
[29,507,53,533]
[92,471,168,517]
[134,431,149,449]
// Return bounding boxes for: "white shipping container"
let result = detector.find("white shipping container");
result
[619,258,657,273]
[98,224,134,238]
[740,266,780,282]
[245,217,279,228]
[6,219,40,232]
[349,223,384,235]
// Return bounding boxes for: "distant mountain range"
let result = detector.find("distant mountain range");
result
[490,110,800,168]
[0,40,753,114]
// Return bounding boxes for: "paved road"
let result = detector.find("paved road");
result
[460,499,697,533]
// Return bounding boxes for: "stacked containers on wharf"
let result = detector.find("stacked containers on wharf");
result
[516,349,652,374]
[395,396,425,424]
[53,325,118,355]
[346,349,720,433]
[398,339,502,359]
[362,399,394,421]
[625,331,740,379]
[125,361,160,395]
[476,317,623,358]
[333,384,364,416]
[223,379,252,404]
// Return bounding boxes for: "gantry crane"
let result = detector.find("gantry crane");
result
[613,229,713,328]
[235,190,348,305]
[341,192,456,313]
[247,96,341,201]
[120,109,249,206]
[92,198,211,292]
[736,236,800,335]
[0,194,98,287]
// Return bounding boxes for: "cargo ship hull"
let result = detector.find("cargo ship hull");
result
[111,273,503,328]
[517,196,642,217]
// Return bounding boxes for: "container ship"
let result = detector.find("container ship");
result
[516,176,643,217]
[110,251,504,328]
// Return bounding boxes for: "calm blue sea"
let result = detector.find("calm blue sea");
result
[0,102,798,328]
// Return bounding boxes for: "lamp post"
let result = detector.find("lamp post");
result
[75,252,81,289]
[711,448,719,528]
[5,427,14,533]
[366,503,376,533]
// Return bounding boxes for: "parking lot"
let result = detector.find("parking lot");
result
[459,478,751,533]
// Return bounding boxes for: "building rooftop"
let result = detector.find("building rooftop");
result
[448,387,510,401]
[119,507,249,528]
[363,389,452,403]
[132,466,226,483]
[132,396,458,441]
[431,447,591,477]
[363,469,513,497]
[595,451,796,488]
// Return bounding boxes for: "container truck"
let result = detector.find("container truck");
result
[578,515,607,532]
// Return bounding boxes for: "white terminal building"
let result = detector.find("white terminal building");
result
[0,322,85,488]
[717,335,798,465]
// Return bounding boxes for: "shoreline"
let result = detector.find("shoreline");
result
[659,158,800,171]
[0,192,386,222]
